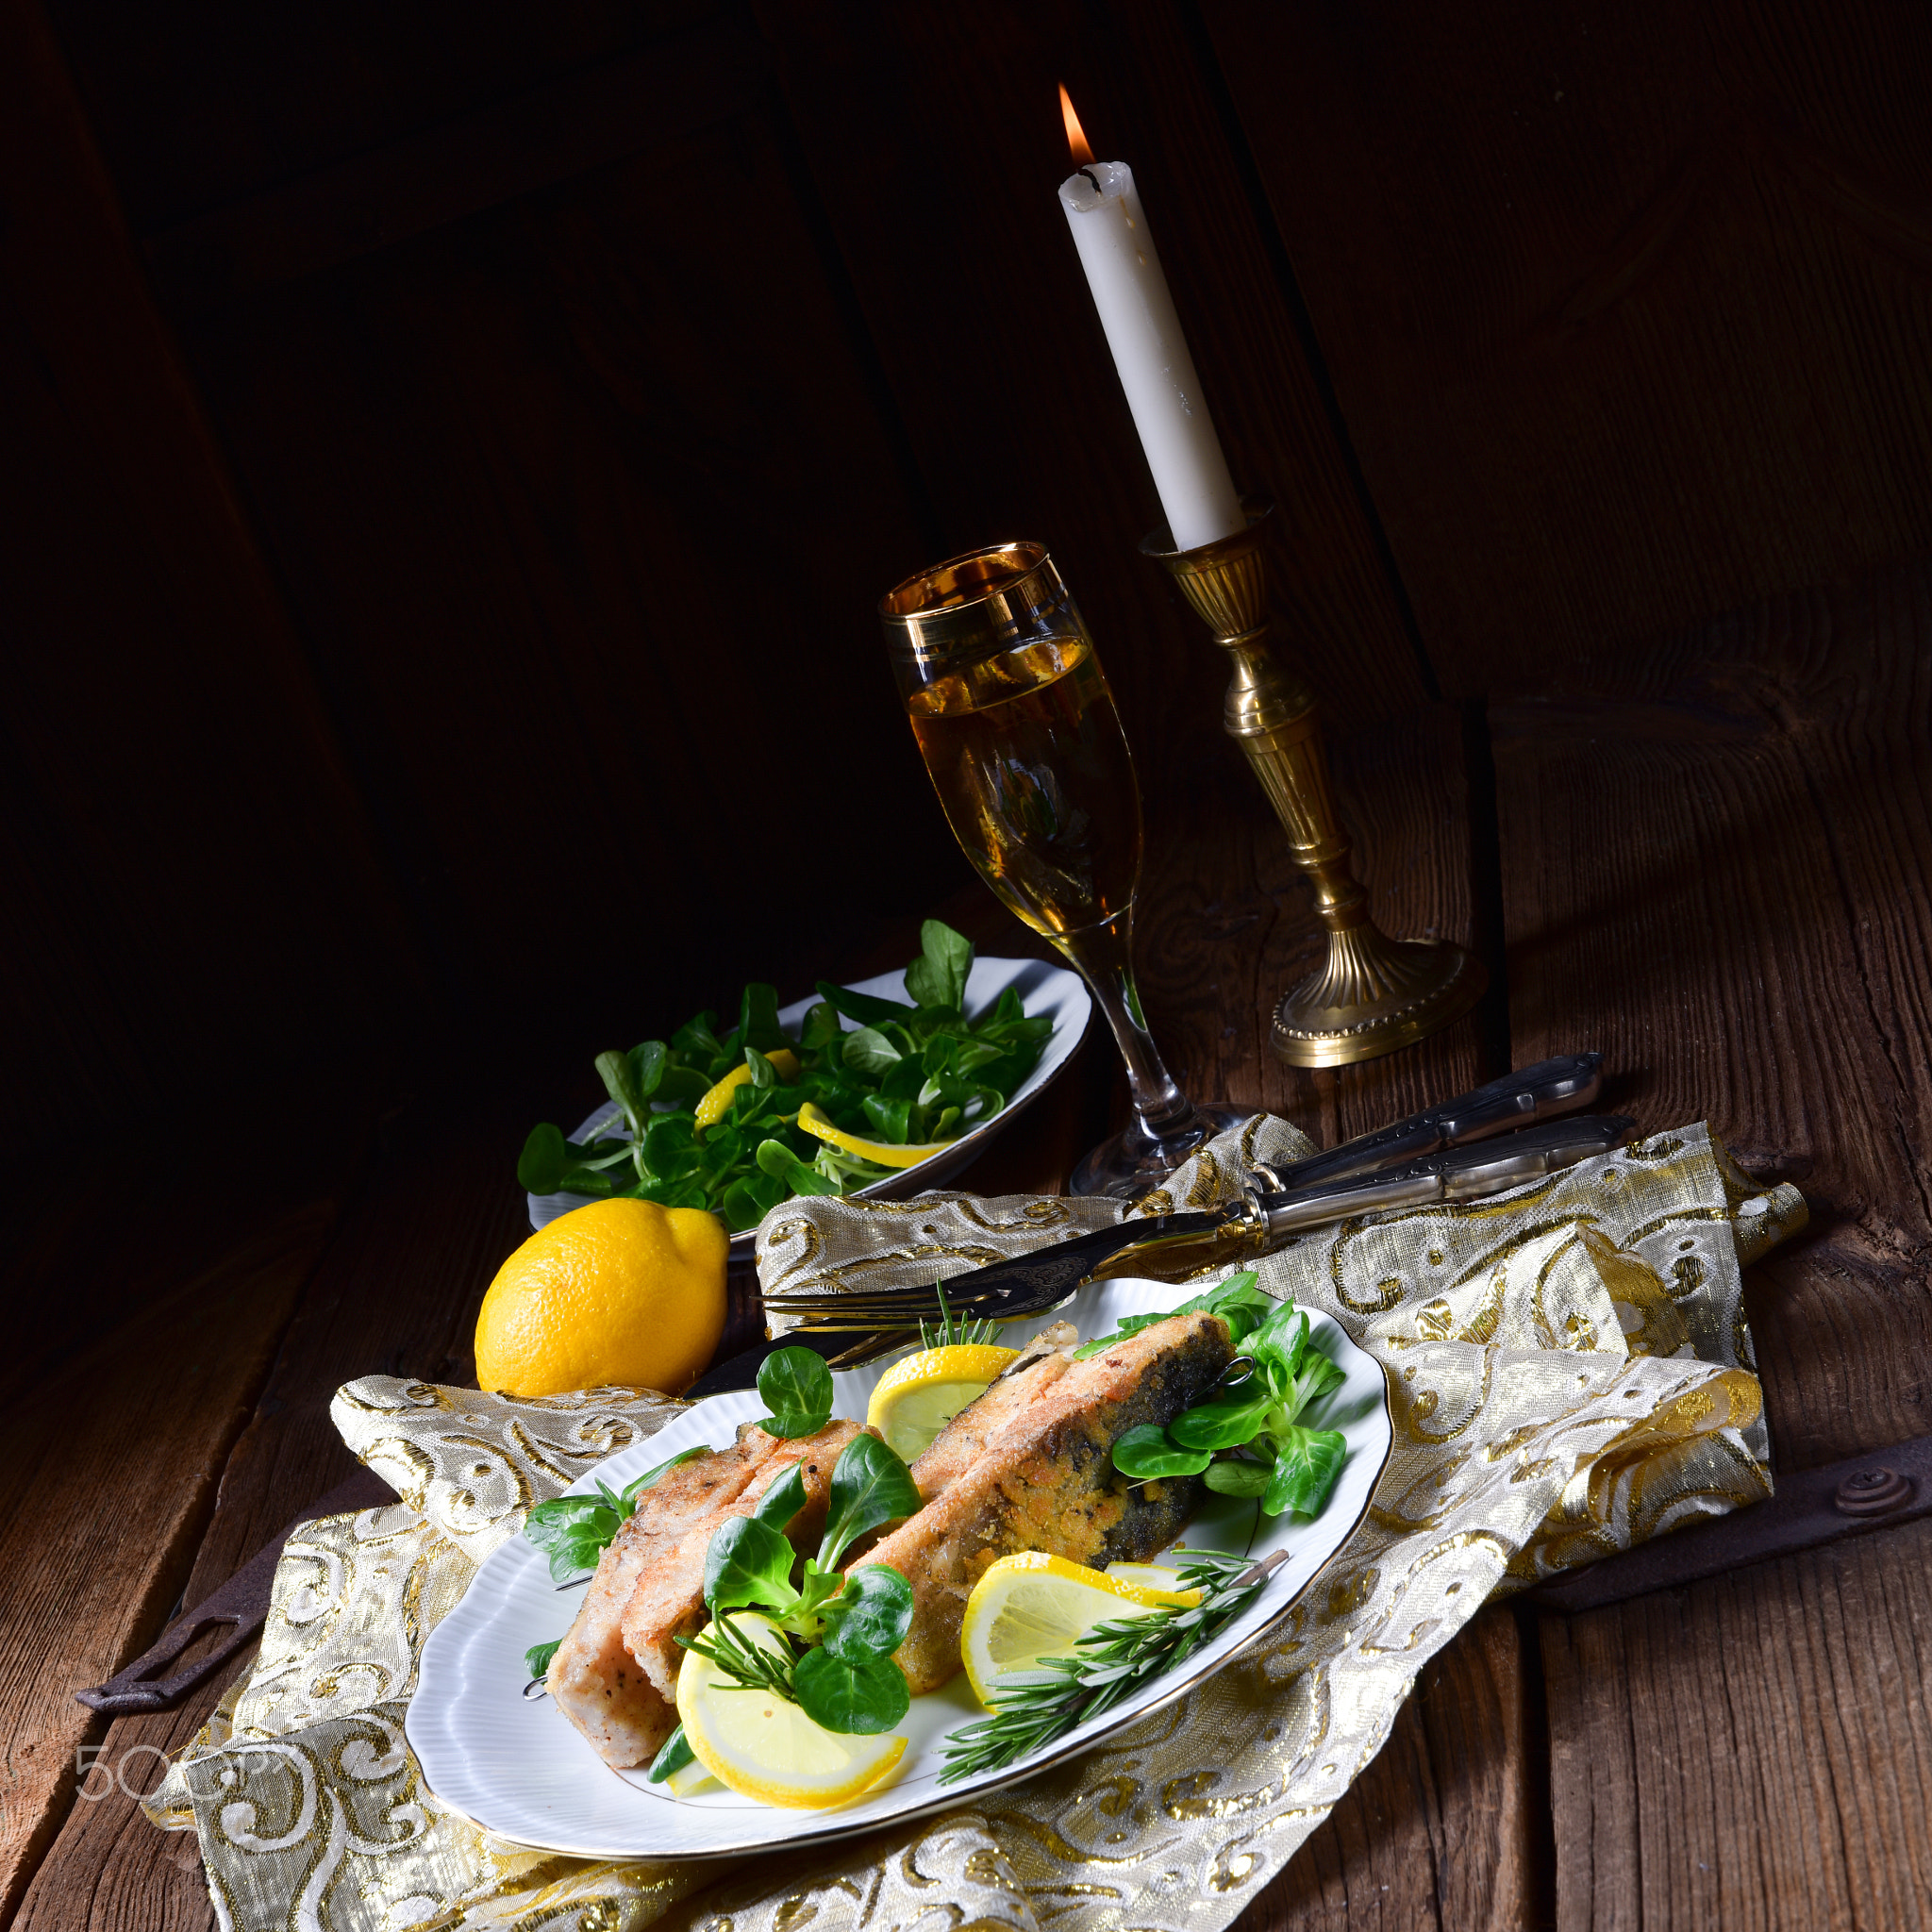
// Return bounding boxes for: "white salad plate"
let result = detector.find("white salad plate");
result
[526,956,1091,1235]
[408,1277,1394,1860]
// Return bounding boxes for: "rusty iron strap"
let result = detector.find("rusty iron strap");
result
[75,1465,395,1715]
[1526,1432,1932,1614]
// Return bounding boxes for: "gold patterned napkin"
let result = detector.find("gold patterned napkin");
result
[146,1117,1804,1932]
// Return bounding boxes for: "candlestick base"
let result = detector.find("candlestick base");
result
[1141,497,1486,1069]
[1270,927,1484,1069]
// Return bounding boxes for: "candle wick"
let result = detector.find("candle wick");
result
[1079,166,1102,195]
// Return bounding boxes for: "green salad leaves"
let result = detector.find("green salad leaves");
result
[520,1445,712,1680]
[523,1447,709,1584]
[680,1430,924,1736]
[517,920,1053,1233]
[1104,1274,1352,1521]
[753,1346,835,1440]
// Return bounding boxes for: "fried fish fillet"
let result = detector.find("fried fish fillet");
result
[547,1428,781,1767]
[620,1419,864,1706]
[863,1310,1234,1692]
[909,1350,1074,1499]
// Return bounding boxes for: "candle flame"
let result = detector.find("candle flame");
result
[1059,85,1094,169]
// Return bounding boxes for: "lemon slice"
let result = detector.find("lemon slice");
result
[693,1049,800,1128]
[675,1613,906,1808]
[662,1756,719,1798]
[959,1553,1207,1709]
[1105,1561,1197,1595]
[794,1101,952,1170]
[866,1343,1019,1460]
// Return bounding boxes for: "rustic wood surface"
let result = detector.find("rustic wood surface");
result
[8,558,1931,1930]
[1541,1517,1932,1932]
[1203,0,1932,697]
[12,0,1928,1190]
[1491,566,1932,1472]
[1495,565,1932,1932]
[8,0,1932,1921]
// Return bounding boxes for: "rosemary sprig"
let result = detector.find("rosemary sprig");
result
[677,1614,801,1704]
[919,1278,1001,1350]
[938,1549,1284,1785]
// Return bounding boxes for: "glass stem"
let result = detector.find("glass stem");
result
[1050,905,1196,1141]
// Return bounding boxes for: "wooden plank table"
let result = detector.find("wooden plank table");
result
[6,561,1929,1931]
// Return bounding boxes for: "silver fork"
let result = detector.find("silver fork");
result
[681,1109,1633,1394]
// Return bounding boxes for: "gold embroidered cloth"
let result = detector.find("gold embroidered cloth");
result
[147,1117,1805,1931]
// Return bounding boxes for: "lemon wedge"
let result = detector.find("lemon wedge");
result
[959,1553,1206,1709]
[794,1101,952,1170]
[693,1049,800,1128]
[661,1756,719,1798]
[675,1612,906,1808]
[1104,1561,1195,1594]
[866,1343,1019,1460]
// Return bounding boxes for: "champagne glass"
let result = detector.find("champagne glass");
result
[880,541,1242,1198]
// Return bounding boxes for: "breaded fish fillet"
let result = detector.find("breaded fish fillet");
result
[621,1419,864,1705]
[547,1429,779,1767]
[909,1350,1074,1499]
[862,1310,1233,1692]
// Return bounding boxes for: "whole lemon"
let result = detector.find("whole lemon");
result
[475,1199,727,1397]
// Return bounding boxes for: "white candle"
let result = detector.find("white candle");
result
[1058,155,1244,552]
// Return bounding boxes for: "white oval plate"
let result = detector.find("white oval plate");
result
[526,957,1091,1235]
[408,1278,1393,1860]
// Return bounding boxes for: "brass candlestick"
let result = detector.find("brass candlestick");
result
[1142,497,1485,1067]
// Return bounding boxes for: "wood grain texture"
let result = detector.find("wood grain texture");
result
[0,1208,332,1927]
[1541,1515,1932,1932]
[11,1657,250,1932]
[159,90,959,1056]
[750,0,1424,766]
[1237,1607,1539,1932]
[9,1086,540,1932]
[0,1070,384,1413]
[1133,699,1491,1150]
[185,1087,547,1567]
[42,0,715,232]
[1203,0,1932,696]
[0,0,424,1159]
[1491,562,1932,1468]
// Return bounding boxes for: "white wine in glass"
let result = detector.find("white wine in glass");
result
[882,542,1240,1197]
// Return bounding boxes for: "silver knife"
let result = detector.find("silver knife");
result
[693,1111,1632,1391]
[1251,1052,1603,1193]
[1079,1111,1635,1291]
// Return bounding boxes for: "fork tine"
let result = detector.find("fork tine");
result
[765,1286,1009,1312]
[772,1300,1052,1330]
[773,1313,946,1329]
[764,1278,1077,1324]
[767,1296,946,1316]
[774,1318,925,1334]
[762,1300,942,1320]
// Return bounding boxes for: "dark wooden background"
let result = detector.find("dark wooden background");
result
[15,0,1926,1189]
[5,1,1932,1927]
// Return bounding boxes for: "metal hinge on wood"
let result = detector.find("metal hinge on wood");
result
[75,1466,394,1715]
[1526,1432,1932,1614]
